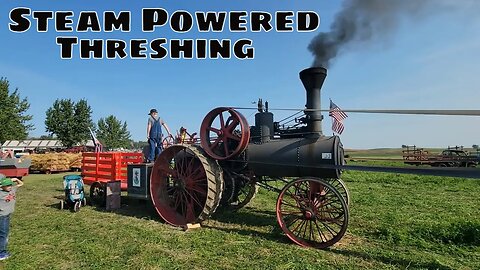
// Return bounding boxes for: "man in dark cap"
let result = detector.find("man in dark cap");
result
[147,109,172,163]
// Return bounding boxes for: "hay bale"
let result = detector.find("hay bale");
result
[30,153,71,172]
[67,153,82,169]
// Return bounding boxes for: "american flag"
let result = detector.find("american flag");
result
[329,99,348,135]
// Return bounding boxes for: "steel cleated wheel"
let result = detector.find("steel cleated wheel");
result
[276,177,349,249]
[150,145,224,227]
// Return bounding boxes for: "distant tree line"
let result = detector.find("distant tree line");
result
[0,77,139,150]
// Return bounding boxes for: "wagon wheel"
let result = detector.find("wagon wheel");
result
[90,182,106,207]
[230,180,258,210]
[220,170,237,205]
[326,178,350,206]
[59,200,64,210]
[162,134,175,149]
[276,178,349,249]
[200,107,250,160]
[220,172,258,210]
[150,145,223,227]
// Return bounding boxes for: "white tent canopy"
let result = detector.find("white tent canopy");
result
[1,140,95,152]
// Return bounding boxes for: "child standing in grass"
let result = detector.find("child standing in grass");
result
[0,174,23,260]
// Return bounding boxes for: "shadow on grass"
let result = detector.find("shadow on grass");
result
[204,207,291,245]
[110,196,162,221]
[46,193,162,222]
[330,248,454,270]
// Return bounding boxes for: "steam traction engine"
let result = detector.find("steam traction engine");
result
[149,67,349,248]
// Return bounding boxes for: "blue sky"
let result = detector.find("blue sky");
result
[0,1,479,149]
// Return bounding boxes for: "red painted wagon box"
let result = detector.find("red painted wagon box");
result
[0,158,31,179]
[81,152,143,190]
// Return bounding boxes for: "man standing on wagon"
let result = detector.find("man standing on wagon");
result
[146,109,172,163]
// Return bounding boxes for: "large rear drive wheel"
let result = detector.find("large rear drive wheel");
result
[150,145,223,227]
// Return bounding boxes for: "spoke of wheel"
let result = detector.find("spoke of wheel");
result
[207,126,221,134]
[187,182,207,195]
[320,197,340,208]
[281,210,303,215]
[225,132,241,141]
[281,200,301,211]
[184,189,204,209]
[175,160,184,179]
[190,168,206,182]
[180,150,188,176]
[185,157,196,176]
[301,219,309,240]
[166,186,176,194]
[285,216,302,228]
[296,219,308,238]
[320,217,341,237]
[223,141,229,157]
[188,165,203,181]
[326,208,345,226]
[219,112,225,129]
[226,118,240,131]
[185,197,196,221]
[314,219,329,243]
[180,190,189,217]
[290,218,306,235]
[173,189,182,210]
[309,221,315,242]
[210,137,221,151]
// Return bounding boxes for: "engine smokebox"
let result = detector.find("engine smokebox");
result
[247,136,344,179]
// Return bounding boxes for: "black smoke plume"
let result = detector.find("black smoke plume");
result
[309,0,473,67]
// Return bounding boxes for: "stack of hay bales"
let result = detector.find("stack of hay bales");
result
[68,153,83,171]
[30,153,82,173]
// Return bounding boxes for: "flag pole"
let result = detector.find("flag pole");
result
[329,97,333,136]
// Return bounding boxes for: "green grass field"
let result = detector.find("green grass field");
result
[2,169,480,270]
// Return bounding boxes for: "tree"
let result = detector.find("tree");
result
[0,78,33,144]
[96,115,131,149]
[28,135,55,140]
[45,99,95,147]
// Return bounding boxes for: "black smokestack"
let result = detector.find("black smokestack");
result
[308,0,468,67]
[300,67,327,135]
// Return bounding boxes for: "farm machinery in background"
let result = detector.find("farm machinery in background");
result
[132,67,350,249]
[0,150,31,179]
[403,145,479,167]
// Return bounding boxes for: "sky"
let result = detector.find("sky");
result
[0,1,479,149]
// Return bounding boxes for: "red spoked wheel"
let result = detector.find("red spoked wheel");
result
[150,145,223,227]
[162,134,175,149]
[200,107,250,160]
[276,178,349,249]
